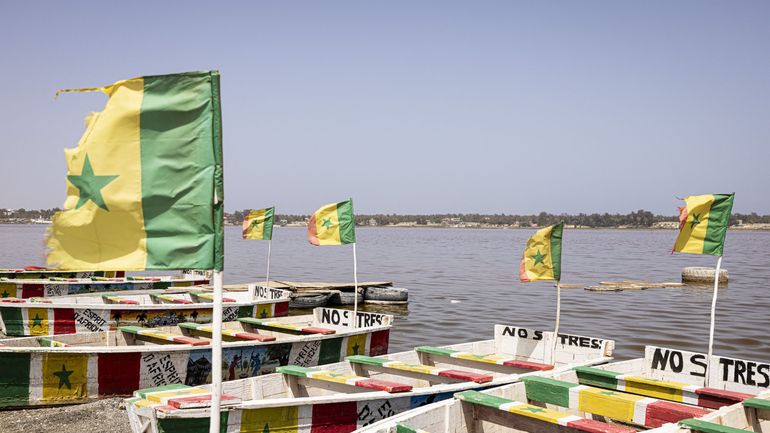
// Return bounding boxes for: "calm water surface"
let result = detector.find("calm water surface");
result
[2,224,769,360]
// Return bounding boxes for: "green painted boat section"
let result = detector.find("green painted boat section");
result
[396,423,422,433]
[415,346,457,357]
[0,352,30,407]
[319,337,343,365]
[118,326,145,334]
[574,366,620,389]
[237,317,266,325]
[134,383,191,399]
[456,390,510,408]
[345,355,388,367]
[678,418,748,433]
[276,365,314,377]
[0,307,24,336]
[522,376,576,408]
[157,410,229,433]
[237,305,253,318]
[743,397,770,411]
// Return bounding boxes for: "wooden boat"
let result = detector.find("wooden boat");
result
[0,285,292,336]
[123,326,615,433]
[0,267,125,280]
[0,275,210,299]
[357,345,770,433]
[0,307,392,408]
[355,365,717,433]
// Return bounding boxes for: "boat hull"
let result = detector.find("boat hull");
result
[0,278,209,298]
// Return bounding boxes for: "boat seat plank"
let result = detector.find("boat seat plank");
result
[178,322,276,342]
[102,294,140,305]
[396,423,431,433]
[37,337,69,347]
[119,326,210,346]
[277,366,412,393]
[456,390,636,433]
[522,376,710,428]
[346,355,493,383]
[678,418,749,433]
[132,384,241,409]
[415,346,553,371]
[190,292,236,303]
[238,317,336,335]
[575,366,754,409]
[149,293,194,304]
[743,397,770,411]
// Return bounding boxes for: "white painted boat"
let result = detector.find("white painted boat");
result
[661,391,770,433]
[0,285,292,336]
[0,268,125,280]
[0,308,392,408]
[0,275,210,298]
[356,366,716,433]
[361,346,770,433]
[124,326,614,433]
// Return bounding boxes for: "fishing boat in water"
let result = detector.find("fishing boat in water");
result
[0,285,292,336]
[0,308,392,408]
[124,326,614,433]
[0,275,210,298]
[357,345,770,433]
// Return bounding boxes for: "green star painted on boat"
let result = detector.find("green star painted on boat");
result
[31,313,44,329]
[689,213,702,230]
[1,289,9,298]
[531,250,546,266]
[321,217,333,229]
[263,423,270,433]
[259,309,268,319]
[521,406,545,413]
[53,363,74,390]
[67,154,118,211]
[352,342,361,355]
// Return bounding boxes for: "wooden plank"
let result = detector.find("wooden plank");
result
[678,418,749,433]
[238,317,336,335]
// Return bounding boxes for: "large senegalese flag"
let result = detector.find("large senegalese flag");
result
[46,71,224,271]
[242,207,275,240]
[519,222,563,282]
[673,193,734,256]
[307,199,356,246]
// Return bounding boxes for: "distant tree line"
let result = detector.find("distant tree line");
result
[2,208,769,228]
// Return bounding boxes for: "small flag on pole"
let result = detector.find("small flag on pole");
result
[673,193,734,256]
[243,207,275,240]
[308,199,356,246]
[519,222,563,282]
[46,71,224,271]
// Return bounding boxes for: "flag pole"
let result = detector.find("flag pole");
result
[552,280,562,361]
[705,256,723,387]
[209,270,223,433]
[352,242,359,329]
[264,239,272,288]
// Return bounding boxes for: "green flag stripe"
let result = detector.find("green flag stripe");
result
[263,207,275,240]
[549,222,564,281]
[140,71,223,271]
[0,308,24,336]
[0,353,30,407]
[703,194,734,256]
[157,410,229,433]
[336,199,356,244]
[318,337,343,365]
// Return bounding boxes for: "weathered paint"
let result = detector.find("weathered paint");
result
[0,277,209,299]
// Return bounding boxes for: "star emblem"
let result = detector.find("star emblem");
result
[351,342,360,355]
[31,313,44,329]
[689,213,701,229]
[259,309,268,319]
[67,154,118,211]
[1,289,9,298]
[531,250,546,266]
[321,218,333,229]
[263,423,270,433]
[53,363,74,389]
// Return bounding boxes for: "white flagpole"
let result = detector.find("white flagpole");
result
[209,270,223,433]
[352,243,359,329]
[705,256,723,387]
[552,280,561,362]
[264,239,272,288]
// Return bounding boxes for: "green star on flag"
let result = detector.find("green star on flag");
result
[67,154,118,211]
[31,313,44,329]
[689,213,701,229]
[531,250,546,266]
[53,364,74,389]
[321,217,333,229]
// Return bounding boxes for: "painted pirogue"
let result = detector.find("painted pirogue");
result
[357,346,770,433]
[124,325,614,433]
[0,307,392,408]
[0,267,125,280]
[0,276,210,299]
[0,285,292,336]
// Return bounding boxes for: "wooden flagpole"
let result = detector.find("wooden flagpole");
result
[209,270,223,433]
[352,243,359,329]
[705,256,723,387]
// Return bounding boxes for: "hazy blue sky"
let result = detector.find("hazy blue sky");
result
[1,2,768,214]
